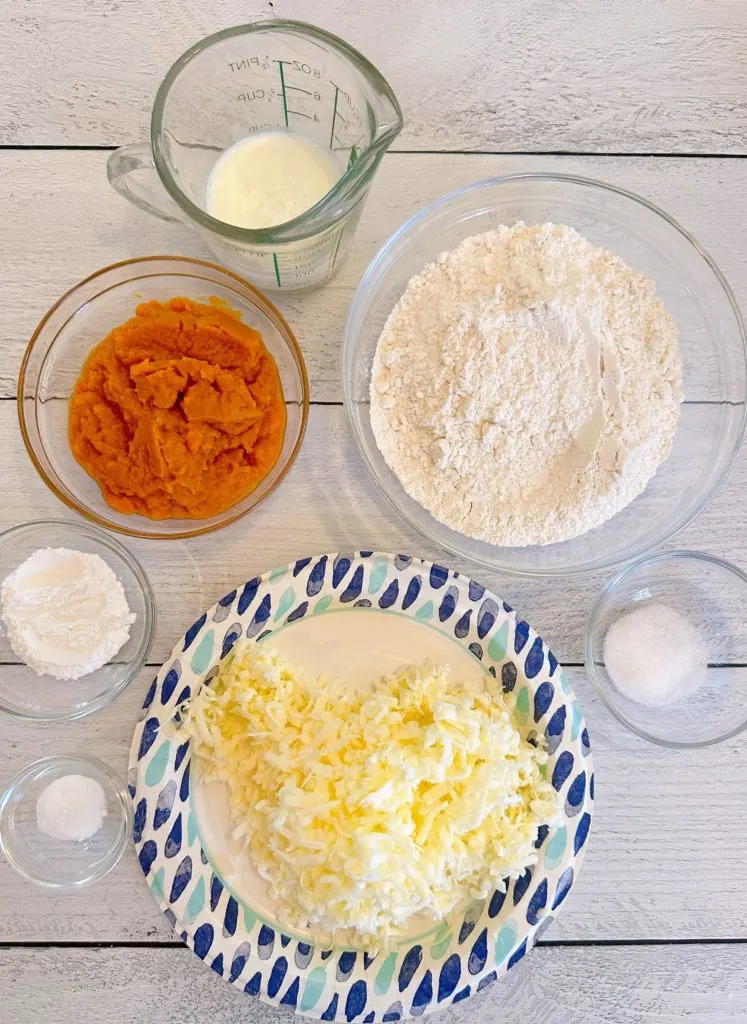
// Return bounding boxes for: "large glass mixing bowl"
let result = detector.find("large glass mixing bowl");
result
[342,175,747,577]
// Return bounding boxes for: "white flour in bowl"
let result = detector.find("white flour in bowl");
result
[370,223,682,547]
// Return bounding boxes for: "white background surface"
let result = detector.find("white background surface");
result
[1,1,747,1020]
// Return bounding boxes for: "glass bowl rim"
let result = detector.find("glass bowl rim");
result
[341,172,747,578]
[583,547,747,749]
[0,753,133,888]
[17,255,310,541]
[0,518,156,722]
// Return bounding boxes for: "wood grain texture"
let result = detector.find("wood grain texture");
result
[2,657,747,945]
[1,151,747,403]
[2,0,747,151]
[2,942,746,1023]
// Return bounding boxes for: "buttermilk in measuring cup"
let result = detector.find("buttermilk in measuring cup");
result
[205,132,341,229]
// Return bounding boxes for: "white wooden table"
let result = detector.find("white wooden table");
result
[2,2,747,1021]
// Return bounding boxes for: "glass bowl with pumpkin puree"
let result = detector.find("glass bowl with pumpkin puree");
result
[18,257,309,540]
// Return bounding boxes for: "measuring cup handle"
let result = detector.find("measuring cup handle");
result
[107,143,184,224]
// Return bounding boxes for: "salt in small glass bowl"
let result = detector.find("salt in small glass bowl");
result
[0,755,132,888]
[0,519,155,722]
[584,550,747,748]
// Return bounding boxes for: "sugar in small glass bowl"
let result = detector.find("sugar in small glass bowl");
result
[0,755,132,888]
[584,550,747,747]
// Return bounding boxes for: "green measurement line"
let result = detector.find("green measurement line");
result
[329,85,339,149]
[277,61,289,127]
[272,253,282,288]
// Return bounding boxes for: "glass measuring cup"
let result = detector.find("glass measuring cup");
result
[108,21,403,291]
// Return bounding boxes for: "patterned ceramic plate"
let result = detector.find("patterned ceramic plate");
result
[130,552,593,1021]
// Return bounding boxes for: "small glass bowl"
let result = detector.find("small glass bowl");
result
[0,520,155,721]
[0,755,132,888]
[18,256,309,540]
[584,550,747,747]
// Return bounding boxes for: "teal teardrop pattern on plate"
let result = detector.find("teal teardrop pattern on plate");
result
[190,629,215,674]
[129,552,592,1022]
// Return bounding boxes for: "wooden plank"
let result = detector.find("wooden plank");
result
[1,401,746,665]
[2,151,746,403]
[2,0,746,151]
[2,942,746,1023]
[2,658,746,944]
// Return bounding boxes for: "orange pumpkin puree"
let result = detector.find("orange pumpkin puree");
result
[69,297,286,520]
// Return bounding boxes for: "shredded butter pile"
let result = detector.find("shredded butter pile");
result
[178,644,559,947]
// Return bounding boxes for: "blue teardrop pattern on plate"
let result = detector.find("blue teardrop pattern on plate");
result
[429,564,448,589]
[245,971,262,996]
[153,780,176,829]
[307,555,328,596]
[221,623,242,659]
[142,678,157,710]
[168,855,192,903]
[468,579,485,601]
[340,566,364,603]
[437,954,461,1001]
[363,1013,375,1024]
[552,866,574,910]
[212,597,233,624]
[179,761,190,802]
[379,579,399,609]
[295,942,314,969]
[452,987,471,1004]
[501,662,517,693]
[534,824,550,850]
[514,620,530,654]
[363,952,377,970]
[524,637,544,679]
[280,934,291,948]
[237,578,260,615]
[411,970,432,1016]
[183,612,207,651]
[469,642,483,660]
[321,994,339,1021]
[321,949,333,961]
[574,811,592,854]
[565,771,586,817]
[402,575,421,610]
[458,901,483,944]
[548,649,558,675]
[477,970,497,993]
[581,727,592,757]
[293,557,312,576]
[164,813,181,858]
[512,867,532,905]
[544,706,566,753]
[345,980,367,1021]
[354,599,371,608]
[552,750,574,791]
[246,594,272,638]
[590,773,595,800]
[454,609,471,638]
[209,875,223,912]
[533,681,554,722]
[398,945,422,991]
[193,922,214,959]
[507,938,528,970]
[281,977,300,1009]
[174,740,189,772]
[138,839,157,875]
[383,1001,404,1020]
[229,941,251,983]
[133,798,146,844]
[468,928,487,974]
[138,717,159,761]
[488,886,506,918]
[438,585,459,622]
[526,879,548,925]
[223,896,238,937]
[337,950,356,981]
[333,555,352,588]
[258,924,275,959]
[210,952,224,976]
[287,601,308,623]
[476,598,498,639]
[394,554,412,570]
[267,957,288,998]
